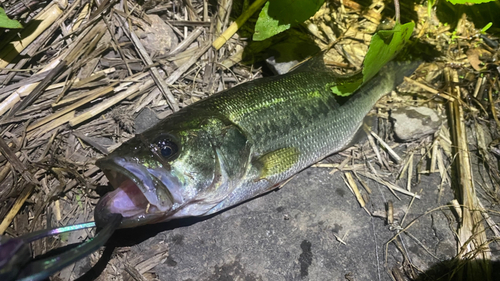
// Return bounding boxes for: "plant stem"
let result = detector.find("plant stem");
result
[394,0,400,23]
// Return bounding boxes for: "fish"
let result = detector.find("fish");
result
[94,58,420,228]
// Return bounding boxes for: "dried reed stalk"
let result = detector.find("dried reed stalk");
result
[445,67,491,280]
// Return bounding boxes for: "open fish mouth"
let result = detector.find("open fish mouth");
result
[95,157,180,228]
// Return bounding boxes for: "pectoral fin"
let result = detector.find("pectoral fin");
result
[254,147,300,180]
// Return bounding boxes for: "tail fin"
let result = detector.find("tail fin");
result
[384,60,422,87]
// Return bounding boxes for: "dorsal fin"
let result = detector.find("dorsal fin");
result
[289,53,329,73]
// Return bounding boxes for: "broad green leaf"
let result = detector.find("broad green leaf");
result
[446,0,494,4]
[362,21,414,83]
[253,0,324,41]
[266,0,325,24]
[0,8,22,29]
[329,21,414,97]
[329,73,363,97]
[253,2,290,41]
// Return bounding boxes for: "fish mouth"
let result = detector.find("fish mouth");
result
[95,157,180,228]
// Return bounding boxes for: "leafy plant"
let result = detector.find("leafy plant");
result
[481,22,492,33]
[252,0,415,96]
[330,21,415,96]
[0,8,22,29]
[362,22,415,84]
[253,0,324,41]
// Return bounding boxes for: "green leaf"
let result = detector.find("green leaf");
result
[253,0,324,41]
[253,2,290,41]
[330,80,363,97]
[328,73,363,97]
[481,22,493,33]
[445,0,495,4]
[362,21,414,83]
[0,8,22,29]
[266,0,325,24]
[329,21,414,97]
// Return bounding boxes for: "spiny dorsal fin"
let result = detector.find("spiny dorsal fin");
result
[289,53,329,73]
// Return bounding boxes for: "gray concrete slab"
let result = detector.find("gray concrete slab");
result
[111,162,457,281]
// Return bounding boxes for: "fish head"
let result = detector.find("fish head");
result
[95,113,251,228]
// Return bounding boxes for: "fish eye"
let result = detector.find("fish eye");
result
[160,144,173,157]
[152,136,178,160]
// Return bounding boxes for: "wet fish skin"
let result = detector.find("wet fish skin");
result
[95,59,420,228]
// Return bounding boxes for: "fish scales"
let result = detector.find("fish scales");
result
[95,60,420,228]
[192,65,401,211]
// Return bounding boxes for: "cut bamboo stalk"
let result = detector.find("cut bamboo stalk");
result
[69,79,153,126]
[72,72,106,88]
[215,0,232,43]
[167,26,205,57]
[0,59,62,117]
[72,2,90,32]
[430,139,438,173]
[43,68,115,93]
[445,67,490,279]
[331,156,351,175]
[27,85,115,131]
[450,199,463,222]
[51,88,102,108]
[36,128,60,162]
[53,199,62,221]
[344,172,365,208]
[489,86,500,128]
[212,0,267,50]
[0,71,48,96]
[0,92,20,117]
[311,163,365,170]
[0,4,63,68]
[366,133,382,166]
[403,77,456,102]
[398,153,412,180]
[28,111,75,139]
[9,60,66,116]
[220,47,244,69]
[333,232,348,245]
[354,172,372,194]
[359,170,420,199]
[477,199,500,238]
[436,145,450,204]
[134,88,160,113]
[0,184,35,235]
[51,71,126,108]
[368,126,401,163]
[387,201,394,225]
[438,127,452,158]
[407,153,413,192]
[472,76,485,98]
[165,43,211,85]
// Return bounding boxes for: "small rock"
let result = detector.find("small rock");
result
[390,106,442,142]
[263,30,320,75]
[265,56,298,75]
[135,15,178,57]
[135,107,161,134]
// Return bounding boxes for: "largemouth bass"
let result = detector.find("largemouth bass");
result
[95,59,420,228]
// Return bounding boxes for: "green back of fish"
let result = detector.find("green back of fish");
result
[188,60,418,183]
